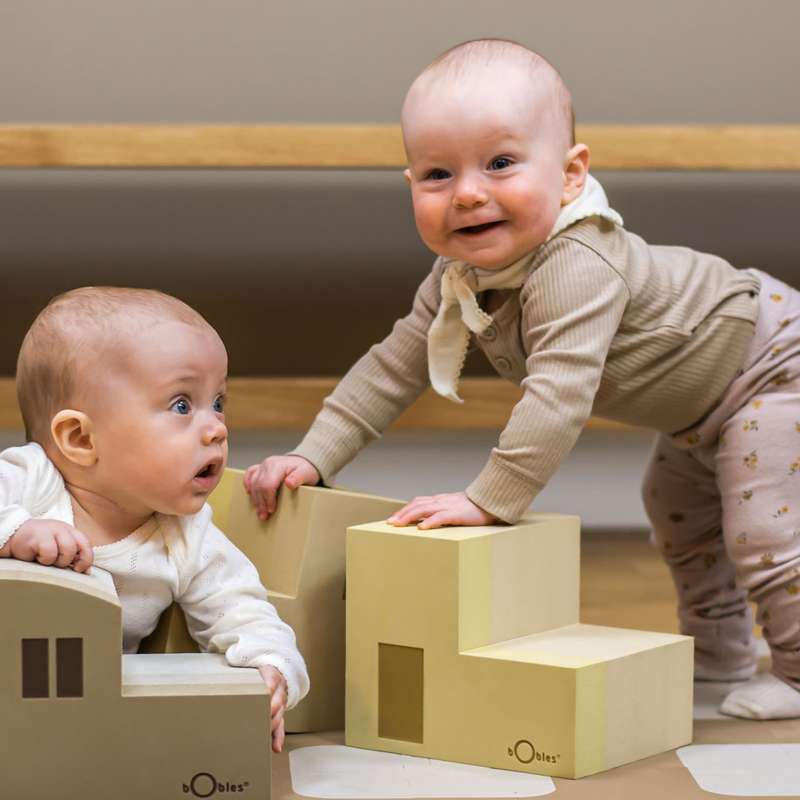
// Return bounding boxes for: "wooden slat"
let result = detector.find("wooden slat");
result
[583,125,800,171]
[1,124,800,170]
[0,377,632,432]
[0,379,19,429]
[0,125,405,168]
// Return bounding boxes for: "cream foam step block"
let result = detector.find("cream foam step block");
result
[345,517,693,779]
[0,559,270,800]
[141,471,405,733]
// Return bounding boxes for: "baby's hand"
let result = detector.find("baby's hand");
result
[0,518,93,572]
[257,665,289,753]
[387,491,499,530]
[244,455,320,521]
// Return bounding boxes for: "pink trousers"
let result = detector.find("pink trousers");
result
[642,270,800,687]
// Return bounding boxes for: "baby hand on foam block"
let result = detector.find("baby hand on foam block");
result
[244,455,321,521]
[0,518,93,572]
[387,491,498,530]
[257,665,289,753]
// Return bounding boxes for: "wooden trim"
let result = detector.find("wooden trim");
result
[0,377,633,432]
[1,124,800,170]
[0,125,405,168]
[0,379,20,430]
[580,125,800,171]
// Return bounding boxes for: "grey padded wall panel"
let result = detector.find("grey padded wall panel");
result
[1,0,797,124]
[1,170,799,375]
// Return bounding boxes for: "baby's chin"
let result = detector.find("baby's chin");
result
[452,251,527,271]
[155,492,214,518]
[441,236,545,270]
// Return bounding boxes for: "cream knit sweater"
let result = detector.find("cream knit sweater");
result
[293,217,760,522]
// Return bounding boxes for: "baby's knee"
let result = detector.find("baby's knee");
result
[724,538,800,595]
[640,466,666,520]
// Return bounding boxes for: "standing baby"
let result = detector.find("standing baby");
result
[247,39,800,720]
[0,287,309,751]
[245,40,800,719]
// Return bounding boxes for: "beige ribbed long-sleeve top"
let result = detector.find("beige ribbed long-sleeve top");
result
[293,218,760,522]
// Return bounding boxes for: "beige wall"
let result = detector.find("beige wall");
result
[1,0,797,124]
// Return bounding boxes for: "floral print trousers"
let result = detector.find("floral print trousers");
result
[643,270,800,687]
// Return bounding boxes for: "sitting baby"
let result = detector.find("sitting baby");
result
[0,286,309,751]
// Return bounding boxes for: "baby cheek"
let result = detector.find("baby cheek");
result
[412,193,447,236]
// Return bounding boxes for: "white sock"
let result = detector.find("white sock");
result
[694,662,756,682]
[720,673,800,720]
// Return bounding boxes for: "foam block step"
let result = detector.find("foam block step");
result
[345,516,692,779]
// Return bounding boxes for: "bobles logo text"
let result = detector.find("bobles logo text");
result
[508,739,561,765]
[183,772,251,797]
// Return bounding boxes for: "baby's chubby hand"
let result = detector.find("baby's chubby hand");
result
[244,455,320,521]
[257,665,289,753]
[0,518,93,572]
[387,491,499,530]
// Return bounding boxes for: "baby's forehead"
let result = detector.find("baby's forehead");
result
[404,77,555,153]
[82,316,222,380]
[424,47,555,96]
[406,61,556,129]
[403,51,571,157]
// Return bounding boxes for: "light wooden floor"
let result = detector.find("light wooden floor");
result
[580,531,766,646]
[580,531,681,633]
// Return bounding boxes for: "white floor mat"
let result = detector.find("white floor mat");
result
[677,744,800,796]
[289,746,556,798]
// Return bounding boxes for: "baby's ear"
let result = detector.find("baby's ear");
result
[561,144,590,205]
[50,410,97,467]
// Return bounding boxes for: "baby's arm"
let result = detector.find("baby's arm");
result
[391,245,629,528]
[173,507,309,752]
[0,445,93,571]
[246,262,445,518]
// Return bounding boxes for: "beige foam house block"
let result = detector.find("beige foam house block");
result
[141,469,405,733]
[0,558,270,800]
[345,515,693,779]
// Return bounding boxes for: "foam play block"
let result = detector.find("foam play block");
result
[141,470,405,733]
[345,516,693,779]
[0,559,271,800]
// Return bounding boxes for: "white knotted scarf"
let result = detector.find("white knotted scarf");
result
[427,174,624,402]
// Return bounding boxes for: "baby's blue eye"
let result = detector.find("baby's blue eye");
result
[213,395,225,413]
[489,157,513,171]
[425,168,451,181]
[171,397,191,415]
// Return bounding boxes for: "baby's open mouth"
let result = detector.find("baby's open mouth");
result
[456,220,504,235]
[195,460,220,480]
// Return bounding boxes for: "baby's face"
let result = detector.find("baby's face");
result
[87,320,228,518]
[403,67,568,269]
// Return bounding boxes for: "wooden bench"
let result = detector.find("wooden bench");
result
[1,124,799,431]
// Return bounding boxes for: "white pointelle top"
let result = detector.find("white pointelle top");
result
[0,442,309,709]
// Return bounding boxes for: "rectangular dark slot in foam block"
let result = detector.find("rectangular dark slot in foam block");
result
[56,638,83,698]
[378,643,423,743]
[22,638,48,698]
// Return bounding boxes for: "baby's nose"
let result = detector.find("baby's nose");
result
[452,180,489,209]
[202,414,228,445]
